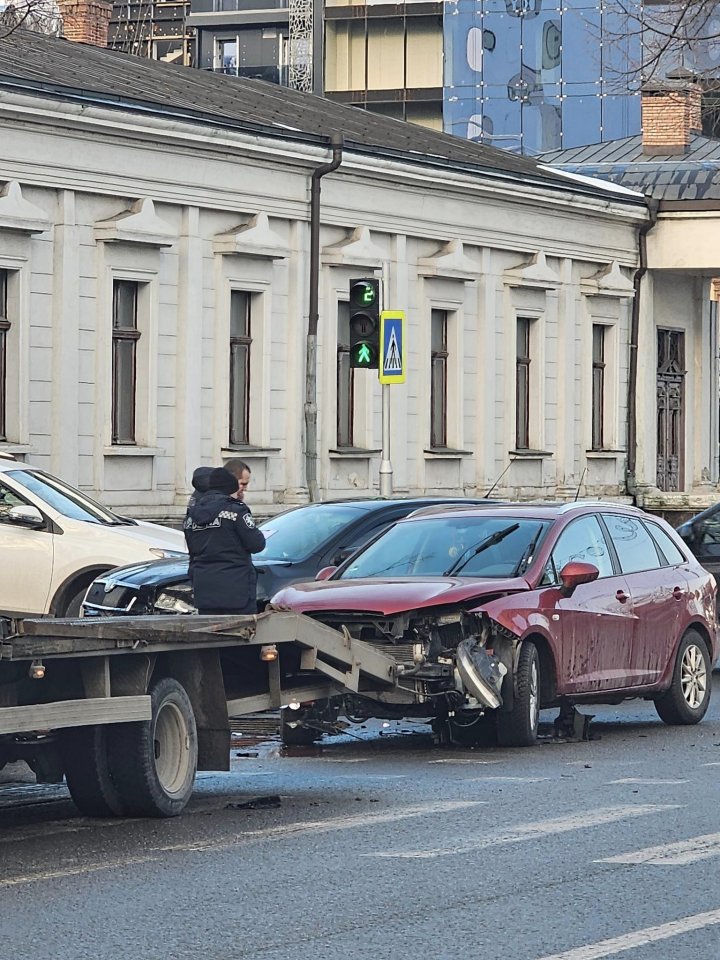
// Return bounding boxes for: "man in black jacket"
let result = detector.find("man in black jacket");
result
[183,466,266,615]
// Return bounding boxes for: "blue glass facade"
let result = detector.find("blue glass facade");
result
[443,0,642,154]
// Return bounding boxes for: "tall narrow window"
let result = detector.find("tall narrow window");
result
[229,290,251,446]
[516,317,531,450]
[0,271,8,442]
[337,301,354,447]
[430,309,448,448]
[111,280,140,445]
[592,324,606,450]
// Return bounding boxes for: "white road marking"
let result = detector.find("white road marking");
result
[606,778,689,785]
[536,907,720,960]
[428,759,503,765]
[0,800,483,888]
[597,831,720,866]
[365,804,679,860]
[702,762,720,767]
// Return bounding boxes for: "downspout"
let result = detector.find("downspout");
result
[626,196,659,498]
[305,133,343,502]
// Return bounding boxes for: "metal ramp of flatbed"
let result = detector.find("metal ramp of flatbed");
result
[5,611,400,713]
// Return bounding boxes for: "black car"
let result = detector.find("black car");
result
[676,504,720,577]
[81,497,493,617]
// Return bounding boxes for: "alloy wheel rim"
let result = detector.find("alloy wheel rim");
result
[681,643,707,710]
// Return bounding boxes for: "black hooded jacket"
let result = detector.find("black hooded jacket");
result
[183,491,266,612]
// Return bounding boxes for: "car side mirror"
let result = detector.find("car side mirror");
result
[6,505,44,529]
[315,566,337,581]
[559,561,599,592]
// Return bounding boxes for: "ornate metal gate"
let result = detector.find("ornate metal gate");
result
[656,329,685,491]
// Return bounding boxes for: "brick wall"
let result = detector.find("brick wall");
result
[58,0,112,46]
[642,85,703,154]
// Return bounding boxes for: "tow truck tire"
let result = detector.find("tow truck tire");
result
[655,630,711,725]
[62,725,125,817]
[496,641,540,748]
[108,677,198,818]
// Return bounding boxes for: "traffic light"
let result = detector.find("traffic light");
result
[349,277,380,369]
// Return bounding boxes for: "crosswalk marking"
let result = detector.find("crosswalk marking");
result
[606,778,689,785]
[597,831,720,866]
[365,804,678,860]
[536,907,720,960]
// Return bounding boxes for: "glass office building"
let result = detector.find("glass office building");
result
[443,0,643,154]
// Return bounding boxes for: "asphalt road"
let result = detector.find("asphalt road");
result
[3,686,720,960]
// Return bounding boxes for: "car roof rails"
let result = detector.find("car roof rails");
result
[555,499,642,514]
[406,501,510,518]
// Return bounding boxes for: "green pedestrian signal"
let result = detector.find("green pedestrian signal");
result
[352,342,376,367]
[349,277,380,370]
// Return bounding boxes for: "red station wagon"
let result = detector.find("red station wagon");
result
[272,502,718,746]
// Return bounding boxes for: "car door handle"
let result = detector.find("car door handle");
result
[616,589,629,604]
[673,586,685,601]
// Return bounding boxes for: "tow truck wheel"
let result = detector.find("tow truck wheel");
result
[108,677,198,818]
[496,641,540,747]
[62,725,125,817]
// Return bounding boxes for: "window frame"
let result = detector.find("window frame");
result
[229,289,252,448]
[430,307,448,448]
[111,279,141,446]
[591,323,606,451]
[515,316,531,450]
[336,299,355,448]
[0,270,8,442]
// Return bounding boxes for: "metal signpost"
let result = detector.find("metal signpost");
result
[378,310,406,496]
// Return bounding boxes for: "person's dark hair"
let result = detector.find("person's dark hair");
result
[224,458,251,479]
[207,467,239,496]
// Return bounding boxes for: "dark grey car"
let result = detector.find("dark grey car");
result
[82,497,493,617]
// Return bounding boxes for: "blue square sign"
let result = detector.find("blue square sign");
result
[379,311,406,384]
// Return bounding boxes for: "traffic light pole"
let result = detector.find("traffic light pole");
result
[379,381,392,497]
[379,268,392,497]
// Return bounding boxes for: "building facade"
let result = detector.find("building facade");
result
[0,30,646,518]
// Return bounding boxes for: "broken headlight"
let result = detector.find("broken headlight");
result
[153,588,197,615]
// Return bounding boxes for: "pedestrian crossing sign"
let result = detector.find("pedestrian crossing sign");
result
[379,311,406,384]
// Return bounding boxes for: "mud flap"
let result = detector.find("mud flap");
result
[456,639,507,710]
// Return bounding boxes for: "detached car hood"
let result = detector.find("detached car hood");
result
[272,576,530,615]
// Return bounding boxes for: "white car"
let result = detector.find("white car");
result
[0,454,186,618]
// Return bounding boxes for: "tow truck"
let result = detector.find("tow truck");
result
[0,610,412,817]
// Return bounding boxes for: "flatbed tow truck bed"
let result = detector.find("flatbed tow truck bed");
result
[0,610,400,818]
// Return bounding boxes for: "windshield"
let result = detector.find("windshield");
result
[340,515,550,579]
[7,469,127,525]
[256,503,367,561]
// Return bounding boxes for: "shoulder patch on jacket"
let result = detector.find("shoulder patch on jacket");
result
[243,513,256,528]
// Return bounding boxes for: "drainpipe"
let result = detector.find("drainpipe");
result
[305,134,343,502]
[626,197,659,498]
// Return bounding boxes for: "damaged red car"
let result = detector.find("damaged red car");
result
[272,502,717,746]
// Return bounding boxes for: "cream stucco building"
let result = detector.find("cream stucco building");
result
[0,28,647,519]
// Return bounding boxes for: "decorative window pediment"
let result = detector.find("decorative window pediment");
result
[581,261,635,299]
[322,226,384,269]
[417,240,479,281]
[504,250,560,289]
[94,198,174,247]
[0,181,50,234]
[213,212,287,259]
